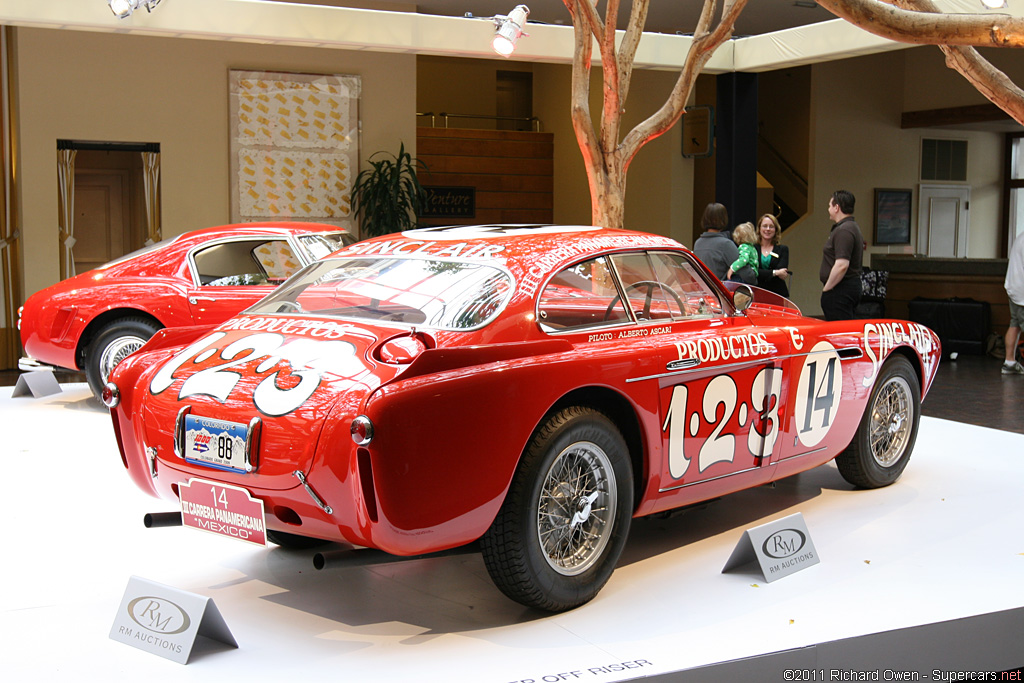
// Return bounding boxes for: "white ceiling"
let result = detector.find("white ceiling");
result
[0,0,1018,75]
[266,1,835,37]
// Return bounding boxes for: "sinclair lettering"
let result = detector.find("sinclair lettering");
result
[340,240,506,259]
[862,322,937,386]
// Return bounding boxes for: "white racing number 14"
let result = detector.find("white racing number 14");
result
[663,367,782,480]
[794,341,842,448]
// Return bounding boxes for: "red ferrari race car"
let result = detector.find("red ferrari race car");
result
[104,225,940,612]
[19,222,351,398]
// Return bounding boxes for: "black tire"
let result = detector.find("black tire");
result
[85,317,161,399]
[836,355,921,489]
[480,406,633,612]
[266,529,329,549]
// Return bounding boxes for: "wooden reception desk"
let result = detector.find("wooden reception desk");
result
[871,255,1009,337]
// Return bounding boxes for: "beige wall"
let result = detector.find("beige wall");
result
[780,47,1022,315]
[12,27,1023,317]
[420,56,692,243]
[15,27,416,297]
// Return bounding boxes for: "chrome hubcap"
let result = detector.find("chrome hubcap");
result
[537,441,616,576]
[99,335,147,383]
[869,376,913,468]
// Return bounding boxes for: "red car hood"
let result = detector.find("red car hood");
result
[137,315,413,490]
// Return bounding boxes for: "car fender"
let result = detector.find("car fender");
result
[358,345,656,554]
[22,280,190,370]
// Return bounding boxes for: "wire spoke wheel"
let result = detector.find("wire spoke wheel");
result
[537,441,616,576]
[99,335,148,384]
[836,355,920,489]
[85,317,161,400]
[480,406,633,611]
[868,375,913,467]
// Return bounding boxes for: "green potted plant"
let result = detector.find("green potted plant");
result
[350,142,427,238]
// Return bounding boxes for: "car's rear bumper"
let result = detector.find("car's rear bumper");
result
[18,356,58,373]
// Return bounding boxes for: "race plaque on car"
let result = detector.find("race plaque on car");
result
[179,479,267,546]
[184,414,249,472]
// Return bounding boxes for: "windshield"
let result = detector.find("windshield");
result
[297,232,353,260]
[247,257,514,330]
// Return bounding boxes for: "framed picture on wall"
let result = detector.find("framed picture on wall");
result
[681,106,714,158]
[228,70,360,233]
[873,188,912,245]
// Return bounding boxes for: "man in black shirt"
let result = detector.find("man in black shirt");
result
[819,190,864,321]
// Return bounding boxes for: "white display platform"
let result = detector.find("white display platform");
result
[2,384,1021,681]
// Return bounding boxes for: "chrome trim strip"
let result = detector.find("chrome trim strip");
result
[778,446,829,461]
[627,346,861,383]
[658,465,761,493]
[146,446,158,479]
[243,416,261,473]
[173,406,190,458]
[294,470,333,515]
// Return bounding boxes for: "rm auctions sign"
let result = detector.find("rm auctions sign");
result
[179,479,267,546]
[109,576,237,664]
[722,512,820,582]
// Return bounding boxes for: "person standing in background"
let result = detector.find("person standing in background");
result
[819,190,864,320]
[693,203,737,282]
[755,214,790,297]
[1002,233,1024,374]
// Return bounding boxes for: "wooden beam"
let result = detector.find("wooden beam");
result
[901,103,1011,128]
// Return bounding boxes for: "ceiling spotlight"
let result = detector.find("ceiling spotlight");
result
[980,0,1007,7]
[492,5,530,58]
[108,0,162,19]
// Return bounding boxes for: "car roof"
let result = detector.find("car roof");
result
[342,225,684,266]
[337,225,688,300]
[182,221,348,240]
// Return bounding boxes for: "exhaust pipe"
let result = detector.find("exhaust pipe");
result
[143,511,183,528]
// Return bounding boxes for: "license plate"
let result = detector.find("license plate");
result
[184,414,250,472]
[179,478,267,546]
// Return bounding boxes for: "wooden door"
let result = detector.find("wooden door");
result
[71,150,145,275]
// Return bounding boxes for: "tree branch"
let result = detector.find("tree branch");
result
[890,0,1024,125]
[616,0,650,106]
[619,0,749,173]
[817,0,1024,48]
[563,0,603,216]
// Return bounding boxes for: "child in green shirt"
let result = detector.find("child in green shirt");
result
[726,222,758,284]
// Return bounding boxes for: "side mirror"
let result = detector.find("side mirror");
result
[732,284,753,313]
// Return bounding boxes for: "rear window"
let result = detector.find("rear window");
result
[247,257,514,330]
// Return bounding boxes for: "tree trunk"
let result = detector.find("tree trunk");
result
[559,0,1024,231]
[562,0,746,229]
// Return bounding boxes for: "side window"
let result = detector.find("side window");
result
[608,252,686,321]
[649,252,723,318]
[538,257,629,332]
[252,241,301,281]
[608,251,722,321]
[193,239,297,286]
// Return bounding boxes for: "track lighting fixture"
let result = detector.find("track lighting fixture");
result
[492,5,530,58]
[108,0,162,19]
